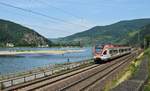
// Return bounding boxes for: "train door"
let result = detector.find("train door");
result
[101,50,111,60]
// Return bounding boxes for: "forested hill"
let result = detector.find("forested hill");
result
[0,19,52,47]
[56,18,150,46]
[129,24,150,47]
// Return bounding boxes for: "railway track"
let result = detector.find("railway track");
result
[60,56,132,91]
[4,51,137,91]
[36,54,133,91]
[4,62,98,91]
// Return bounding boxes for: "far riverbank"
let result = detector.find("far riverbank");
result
[0,47,92,75]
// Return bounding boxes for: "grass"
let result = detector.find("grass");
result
[144,48,150,91]
[103,52,144,91]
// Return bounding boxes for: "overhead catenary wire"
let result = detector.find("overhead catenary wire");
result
[35,0,89,29]
[0,2,75,37]
[0,1,89,28]
[23,24,74,34]
[36,0,83,20]
[30,0,88,29]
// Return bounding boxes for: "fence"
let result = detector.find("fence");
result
[0,59,93,89]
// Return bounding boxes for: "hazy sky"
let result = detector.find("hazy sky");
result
[0,0,150,38]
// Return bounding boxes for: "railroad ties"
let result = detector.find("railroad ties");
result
[2,51,140,91]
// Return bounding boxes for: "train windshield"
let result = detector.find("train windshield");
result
[95,46,102,53]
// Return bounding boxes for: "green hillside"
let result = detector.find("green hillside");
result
[129,24,150,47]
[56,18,150,46]
[0,19,52,47]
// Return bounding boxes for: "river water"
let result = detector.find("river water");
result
[0,47,92,75]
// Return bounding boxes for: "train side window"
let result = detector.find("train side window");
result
[113,50,116,53]
[109,50,112,54]
[116,50,118,53]
[119,49,122,53]
[103,50,107,55]
[114,50,118,53]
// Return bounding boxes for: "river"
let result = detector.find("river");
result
[0,47,92,75]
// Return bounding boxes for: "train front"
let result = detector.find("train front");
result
[93,45,103,63]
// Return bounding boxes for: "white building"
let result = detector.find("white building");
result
[6,43,14,47]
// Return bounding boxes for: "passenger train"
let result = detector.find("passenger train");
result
[93,44,131,63]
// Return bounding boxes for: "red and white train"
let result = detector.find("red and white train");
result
[93,44,131,63]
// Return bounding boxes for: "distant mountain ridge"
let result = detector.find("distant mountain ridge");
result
[56,18,150,46]
[0,19,52,47]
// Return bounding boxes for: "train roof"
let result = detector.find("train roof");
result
[103,44,130,48]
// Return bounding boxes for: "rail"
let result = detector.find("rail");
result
[18,53,134,91]
[1,50,141,90]
[60,54,133,91]
[0,58,93,89]
[29,51,139,91]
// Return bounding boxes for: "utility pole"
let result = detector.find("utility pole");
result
[138,31,140,48]
[144,38,146,49]
[91,32,95,47]
[4,24,8,31]
[5,24,8,44]
[91,32,94,57]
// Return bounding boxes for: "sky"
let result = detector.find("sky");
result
[0,0,150,38]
